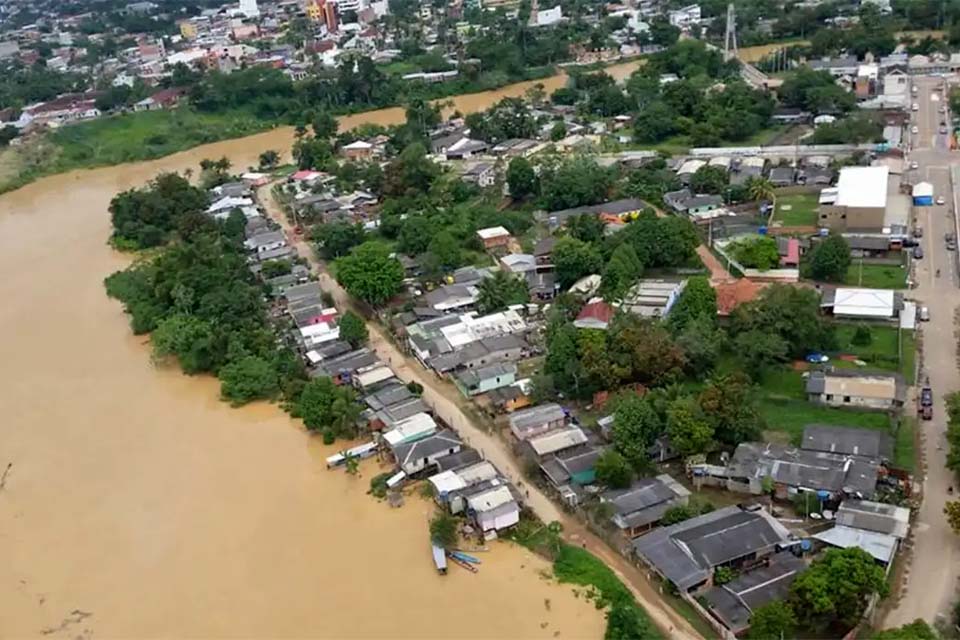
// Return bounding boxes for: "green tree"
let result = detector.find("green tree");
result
[397,215,432,255]
[218,355,280,406]
[666,397,714,457]
[336,242,404,306]
[731,237,781,270]
[789,547,889,632]
[746,176,775,204]
[383,142,440,197]
[609,314,686,387]
[735,330,789,373]
[595,450,634,489]
[690,165,729,195]
[747,601,797,640]
[600,242,643,301]
[945,499,960,534]
[477,270,530,313]
[258,149,280,170]
[294,377,360,436]
[260,260,292,279]
[109,172,208,249]
[676,315,724,377]
[698,373,765,447]
[610,394,662,472]
[506,156,539,200]
[429,510,458,548]
[567,214,608,245]
[668,276,717,333]
[539,154,614,211]
[150,313,215,374]
[807,235,851,282]
[550,121,567,141]
[604,602,657,640]
[423,230,462,274]
[545,322,584,397]
[338,311,368,347]
[312,221,365,259]
[553,236,603,289]
[731,284,834,358]
[311,109,339,139]
[851,324,872,346]
[870,619,937,640]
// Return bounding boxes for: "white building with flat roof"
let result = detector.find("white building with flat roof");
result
[818,166,889,231]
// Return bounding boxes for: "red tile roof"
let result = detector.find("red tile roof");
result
[576,300,616,324]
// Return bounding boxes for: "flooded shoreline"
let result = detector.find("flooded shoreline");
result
[0,103,605,637]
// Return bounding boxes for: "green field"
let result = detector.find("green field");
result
[833,324,916,383]
[844,261,908,289]
[772,193,819,227]
[755,368,894,444]
[49,108,271,173]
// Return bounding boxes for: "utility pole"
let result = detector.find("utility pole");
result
[723,3,738,62]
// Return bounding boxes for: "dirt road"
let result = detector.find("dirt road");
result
[259,183,703,640]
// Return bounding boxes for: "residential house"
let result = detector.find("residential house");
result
[778,237,800,268]
[525,426,589,460]
[486,385,532,413]
[546,198,645,229]
[364,383,414,412]
[509,403,567,440]
[812,523,899,565]
[808,56,859,78]
[663,188,723,216]
[462,163,497,188]
[668,4,701,28]
[392,429,463,476]
[312,348,380,382]
[702,553,806,636]
[454,362,517,397]
[604,474,691,539]
[429,462,501,513]
[574,300,616,330]
[500,253,537,274]
[533,236,557,265]
[820,287,898,319]
[806,369,905,410]
[382,412,439,448]
[527,271,558,301]
[540,446,603,499]
[341,139,374,160]
[423,284,480,313]
[723,440,882,499]
[768,167,796,187]
[133,87,185,111]
[801,424,892,459]
[632,506,792,592]
[352,363,397,393]
[245,230,287,254]
[466,484,521,535]
[476,226,512,250]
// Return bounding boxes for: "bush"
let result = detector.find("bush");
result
[369,472,391,498]
[322,429,335,444]
[851,324,873,346]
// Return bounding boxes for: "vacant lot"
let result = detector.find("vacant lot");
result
[772,193,819,227]
[844,261,907,289]
[833,324,916,383]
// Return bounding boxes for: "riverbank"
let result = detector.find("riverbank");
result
[0,136,609,638]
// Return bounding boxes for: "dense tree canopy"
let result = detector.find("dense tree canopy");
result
[335,242,404,306]
[108,172,208,249]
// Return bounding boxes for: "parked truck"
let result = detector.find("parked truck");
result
[920,382,933,420]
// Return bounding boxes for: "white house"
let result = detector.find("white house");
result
[392,429,462,476]
[668,4,701,28]
[466,483,520,533]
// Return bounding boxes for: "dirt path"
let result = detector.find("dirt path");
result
[258,183,703,640]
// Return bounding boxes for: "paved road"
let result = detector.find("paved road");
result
[884,75,960,628]
[257,184,703,640]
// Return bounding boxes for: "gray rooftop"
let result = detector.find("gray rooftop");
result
[702,553,806,634]
[393,429,462,468]
[364,383,414,411]
[835,499,910,538]
[633,506,791,591]
[455,362,517,388]
[509,403,565,434]
[802,424,893,459]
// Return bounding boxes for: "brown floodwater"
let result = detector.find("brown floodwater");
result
[0,73,615,639]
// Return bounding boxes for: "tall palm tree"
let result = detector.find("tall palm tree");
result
[746,176,776,223]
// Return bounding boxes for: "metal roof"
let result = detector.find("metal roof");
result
[802,424,892,458]
[835,499,909,538]
[813,524,898,564]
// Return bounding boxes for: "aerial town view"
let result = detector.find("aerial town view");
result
[6,0,960,638]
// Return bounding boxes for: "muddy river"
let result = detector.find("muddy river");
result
[0,72,617,638]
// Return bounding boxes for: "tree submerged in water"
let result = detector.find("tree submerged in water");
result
[429,511,458,549]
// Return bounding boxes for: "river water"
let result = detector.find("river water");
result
[0,75,617,638]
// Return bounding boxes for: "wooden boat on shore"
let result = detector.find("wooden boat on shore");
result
[432,544,447,575]
[446,551,478,573]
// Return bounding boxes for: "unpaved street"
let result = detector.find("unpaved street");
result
[259,183,703,640]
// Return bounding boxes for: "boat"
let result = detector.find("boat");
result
[431,544,447,575]
[325,442,378,469]
[454,546,489,553]
[446,551,478,573]
[450,550,481,565]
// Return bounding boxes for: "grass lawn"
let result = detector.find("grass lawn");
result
[844,261,908,289]
[894,417,916,472]
[755,368,893,444]
[832,324,916,383]
[772,193,819,227]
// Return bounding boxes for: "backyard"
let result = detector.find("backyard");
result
[770,192,819,227]
[844,260,908,289]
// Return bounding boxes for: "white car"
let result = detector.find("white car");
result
[912,125,919,134]
[937,196,946,205]
[911,161,919,169]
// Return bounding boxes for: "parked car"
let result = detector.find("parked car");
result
[947,233,957,250]
[911,161,920,169]
[941,125,949,134]
[914,246,924,259]
[937,196,946,205]
[912,125,920,134]
[914,226,924,238]
[920,306,931,322]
